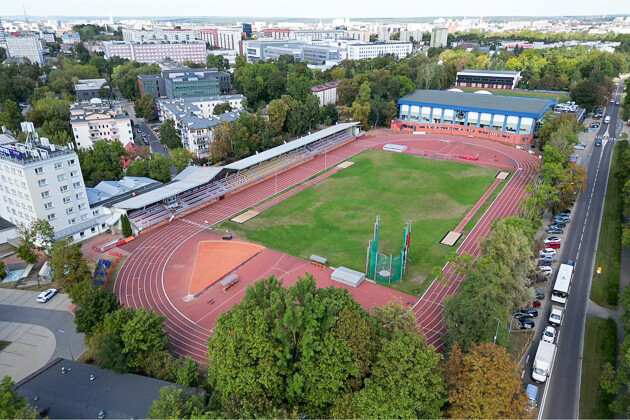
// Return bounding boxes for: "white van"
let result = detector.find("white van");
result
[604,115,611,124]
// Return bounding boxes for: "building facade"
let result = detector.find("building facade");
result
[0,124,111,242]
[245,39,340,64]
[311,81,339,106]
[455,70,522,90]
[430,28,448,48]
[6,35,45,64]
[138,67,231,99]
[103,41,206,64]
[391,90,555,145]
[346,42,412,60]
[61,32,81,45]
[74,78,108,101]
[69,99,134,149]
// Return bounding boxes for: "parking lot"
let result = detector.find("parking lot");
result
[0,289,72,311]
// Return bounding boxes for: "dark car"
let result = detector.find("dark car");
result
[595,139,602,147]
[550,221,566,228]
[554,213,570,221]
[538,258,553,267]
[519,318,535,329]
[546,227,564,234]
[535,290,545,300]
[520,307,539,318]
[514,311,534,320]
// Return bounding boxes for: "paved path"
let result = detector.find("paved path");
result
[0,322,55,382]
[587,299,618,320]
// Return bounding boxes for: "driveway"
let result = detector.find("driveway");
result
[0,289,72,311]
[0,322,55,382]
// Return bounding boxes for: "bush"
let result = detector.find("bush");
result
[121,214,132,237]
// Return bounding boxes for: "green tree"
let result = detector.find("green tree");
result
[78,140,127,187]
[148,154,173,183]
[134,93,156,120]
[126,158,150,178]
[170,147,194,173]
[120,308,169,370]
[15,219,55,264]
[158,119,181,149]
[207,54,230,71]
[320,103,339,126]
[147,386,206,419]
[111,62,161,100]
[212,102,232,115]
[173,357,200,387]
[121,214,132,237]
[75,287,121,336]
[210,120,234,160]
[49,238,93,304]
[0,99,23,130]
[0,376,37,419]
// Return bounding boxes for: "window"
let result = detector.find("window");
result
[78,203,86,210]
[63,197,71,204]
[73,182,81,188]
[70,170,78,177]
[47,213,56,220]
[68,159,76,165]
[76,192,84,199]
[44,202,53,210]
[60,185,68,192]
[81,213,88,221]
[57,174,66,182]
[41,191,50,198]
[92,209,99,216]
[66,208,74,215]
[35,167,44,174]
[54,162,63,169]
[68,218,76,225]
[38,179,47,187]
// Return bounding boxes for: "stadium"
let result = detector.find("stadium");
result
[112,109,540,361]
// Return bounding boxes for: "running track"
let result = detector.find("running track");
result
[114,134,541,359]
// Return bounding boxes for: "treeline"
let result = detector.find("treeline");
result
[450,30,630,45]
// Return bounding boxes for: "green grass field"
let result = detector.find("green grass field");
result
[456,87,570,103]
[218,150,497,296]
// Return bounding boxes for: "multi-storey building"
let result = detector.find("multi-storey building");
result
[103,41,206,64]
[6,34,45,64]
[198,27,242,54]
[61,32,81,45]
[74,78,109,101]
[123,28,196,42]
[311,81,339,107]
[245,39,339,64]
[38,31,56,43]
[0,123,112,242]
[138,67,231,99]
[158,95,245,158]
[455,70,522,90]
[69,99,133,149]
[346,42,412,60]
[430,27,448,48]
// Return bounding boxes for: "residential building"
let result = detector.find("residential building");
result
[15,358,198,419]
[392,90,555,145]
[38,31,56,43]
[123,28,195,42]
[69,99,133,149]
[74,78,109,101]
[6,34,45,65]
[217,28,242,53]
[245,39,340,64]
[346,42,412,60]
[291,30,345,41]
[345,30,370,42]
[430,27,448,48]
[456,70,522,90]
[138,67,231,99]
[0,123,111,242]
[262,28,292,40]
[158,95,245,158]
[400,29,423,43]
[61,32,81,45]
[103,41,206,64]
[0,19,6,46]
[311,81,339,106]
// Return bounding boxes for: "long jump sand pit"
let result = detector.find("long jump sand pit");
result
[440,231,462,247]
[231,210,259,224]
[188,241,263,295]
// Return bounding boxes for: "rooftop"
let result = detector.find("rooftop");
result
[0,136,76,166]
[311,81,340,92]
[398,90,555,117]
[14,358,190,419]
[457,69,521,76]
[74,78,108,91]
[69,99,129,122]
[104,40,205,46]
[87,176,161,206]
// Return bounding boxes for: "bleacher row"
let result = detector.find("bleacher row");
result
[128,130,354,231]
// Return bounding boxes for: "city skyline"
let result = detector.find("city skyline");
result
[2,0,629,19]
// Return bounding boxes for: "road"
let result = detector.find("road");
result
[121,99,169,157]
[524,80,626,418]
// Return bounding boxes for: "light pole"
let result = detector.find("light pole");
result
[493,317,502,345]
[58,330,74,361]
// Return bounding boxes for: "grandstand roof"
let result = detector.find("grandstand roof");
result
[114,166,223,210]
[224,122,359,171]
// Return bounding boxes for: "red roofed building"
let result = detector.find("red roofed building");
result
[310,81,339,107]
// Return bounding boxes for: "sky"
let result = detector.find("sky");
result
[1,0,628,19]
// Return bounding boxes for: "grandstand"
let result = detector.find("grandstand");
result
[114,123,360,232]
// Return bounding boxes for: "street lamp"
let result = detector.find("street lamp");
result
[493,317,502,345]
[58,330,74,361]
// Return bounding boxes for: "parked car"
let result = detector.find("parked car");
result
[574,143,586,150]
[537,258,553,267]
[542,326,557,344]
[549,221,566,228]
[554,213,570,221]
[540,248,557,257]
[549,307,564,326]
[546,242,561,249]
[536,266,553,275]
[532,299,542,308]
[520,307,539,318]
[514,311,534,320]
[546,227,564,234]
[535,290,545,300]
[595,138,602,147]
[590,122,600,128]
[36,288,58,303]
[519,318,535,329]
[544,236,562,244]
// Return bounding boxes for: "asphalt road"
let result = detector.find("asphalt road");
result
[0,304,86,362]
[120,98,169,157]
[526,80,626,418]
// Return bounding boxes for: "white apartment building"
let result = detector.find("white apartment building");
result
[123,28,196,42]
[6,34,45,64]
[430,28,448,48]
[217,28,242,53]
[311,81,339,107]
[103,41,207,64]
[0,124,112,242]
[70,99,133,149]
[347,42,412,60]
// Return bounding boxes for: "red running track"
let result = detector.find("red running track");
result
[114,134,540,360]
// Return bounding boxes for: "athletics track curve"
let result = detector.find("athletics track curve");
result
[114,134,541,360]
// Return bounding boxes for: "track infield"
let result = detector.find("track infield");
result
[218,149,497,296]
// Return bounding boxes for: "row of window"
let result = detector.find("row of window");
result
[34,159,76,174]
[6,206,33,222]
[3,196,33,212]
[38,178,82,189]
[3,165,23,176]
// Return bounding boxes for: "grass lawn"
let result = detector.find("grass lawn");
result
[590,142,624,307]
[455,87,570,103]
[0,340,10,352]
[218,150,497,296]
[579,317,617,419]
[462,177,509,232]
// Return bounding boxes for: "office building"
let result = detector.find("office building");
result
[38,31,56,43]
[74,78,109,101]
[199,27,242,54]
[400,29,423,43]
[245,39,340,64]
[0,19,6,45]
[311,81,339,106]
[6,34,45,65]
[158,95,245,158]
[103,41,206,64]
[69,99,133,149]
[346,42,412,60]
[392,90,555,145]
[242,23,252,39]
[291,30,345,41]
[262,28,292,40]
[123,28,195,42]
[138,67,231,99]
[430,28,448,48]
[0,123,112,242]
[455,70,522,90]
[61,32,81,45]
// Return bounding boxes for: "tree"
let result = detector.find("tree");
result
[147,386,206,419]
[173,357,200,387]
[121,214,132,237]
[210,121,234,161]
[49,238,93,303]
[0,99,23,130]
[444,343,529,418]
[371,301,418,337]
[148,154,173,183]
[134,94,156,121]
[16,219,55,264]
[0,376,37,419]
[111,62,161,100]
[120,308,169,370]
[352,331,445,418]
[74,287,121,336]
[207,54,230,71]
[78,140,127,187]
[267,98,289,133]
[159,120,181,149]
[126,158,150,178]
[0,261,5,279]
[212,102,232,115]
[73,42,91,64]
[170,148,194,174]
[320,103,339,126]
